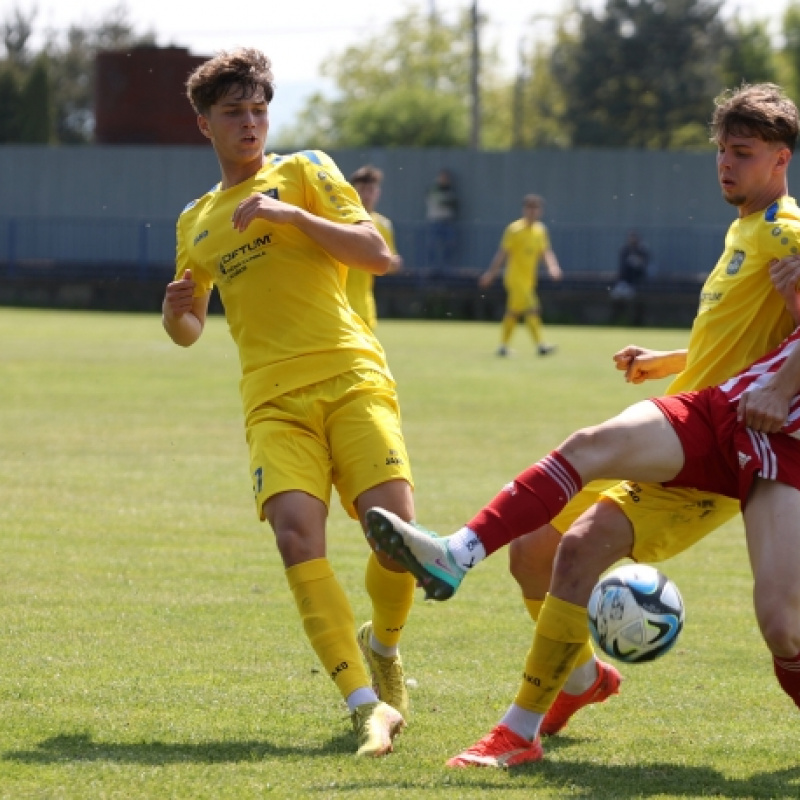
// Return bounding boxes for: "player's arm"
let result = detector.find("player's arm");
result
[162,268,211,347]
[479,248,507,289]
[769,255,800,324]
[737,331,800,432]
[613,346,688,384]
[232,194,392,275]
[542,248,563,281]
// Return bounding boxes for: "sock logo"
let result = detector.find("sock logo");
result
[330,661,348,680]
[522,671,541,687]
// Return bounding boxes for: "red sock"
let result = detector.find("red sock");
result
[466,451,582,555]
[774,651,800,710]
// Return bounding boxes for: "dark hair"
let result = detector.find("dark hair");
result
[186,47,274,114]
[523,194,543,207]
[350,165,384,186]
[711,83,799,153]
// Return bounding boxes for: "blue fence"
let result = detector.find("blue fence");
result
[0,216,726,282]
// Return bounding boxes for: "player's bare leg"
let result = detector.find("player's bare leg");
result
[743,478,800,709]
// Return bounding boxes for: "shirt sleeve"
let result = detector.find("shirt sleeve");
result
[175,214,214,297]
[299,151,372,225]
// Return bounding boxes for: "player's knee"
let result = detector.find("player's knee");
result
[272,525,322,566]
[758,612,800,658]
[509,528,558,590]
[560,425,618,472]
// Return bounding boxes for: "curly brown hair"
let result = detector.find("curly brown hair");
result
[186,47,275,114]
[711,83,799,152]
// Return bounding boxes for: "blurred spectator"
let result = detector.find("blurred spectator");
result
[347,165,403,330]
[610,230,650,300]
[425,168,459,272]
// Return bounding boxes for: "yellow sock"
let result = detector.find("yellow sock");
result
[515,594,591,713]
[365,552,416,649]
[525,314,543,345]
[524,596,595,666]
[286,558,370,700]
[500,314,516,346]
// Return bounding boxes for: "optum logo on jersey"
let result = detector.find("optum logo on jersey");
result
[219,234,273,273]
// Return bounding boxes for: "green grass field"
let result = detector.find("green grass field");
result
[1,308,798,799]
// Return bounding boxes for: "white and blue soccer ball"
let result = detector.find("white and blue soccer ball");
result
[587,564,685,664]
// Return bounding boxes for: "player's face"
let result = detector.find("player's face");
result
[716,134,790,216]
[199,85,269,167]
[522,202,542,222]
[356,182,380,212]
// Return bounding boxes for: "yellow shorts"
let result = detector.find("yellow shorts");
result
[551,480,740,563]
[505,286,540,316]
[246,370,413,521]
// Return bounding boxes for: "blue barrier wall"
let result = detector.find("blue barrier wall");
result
[0,144,748,281]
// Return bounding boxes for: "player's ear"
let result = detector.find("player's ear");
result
[776,146,792,172]
[197,114,213,140]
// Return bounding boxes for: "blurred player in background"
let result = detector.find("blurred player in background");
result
[347,165,403,330]
[479,194,563,357]
[161,47,419,758]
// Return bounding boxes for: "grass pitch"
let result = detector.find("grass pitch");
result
[0,308,798,799]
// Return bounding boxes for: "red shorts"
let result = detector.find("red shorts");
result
[652,389,800,506]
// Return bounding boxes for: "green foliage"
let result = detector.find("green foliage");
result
[1,309,799,798]
[552,0,729,148]
[720,17,778,87]
[0,65,20,142]
[782,3,800,99]
[277,7,503,149]
[17,55,52,143]
[511,35,571,150]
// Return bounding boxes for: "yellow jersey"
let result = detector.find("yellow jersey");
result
[500,219,551,292]
[175,150,393,418]
[669,196,800,394]
[346,211,396,329]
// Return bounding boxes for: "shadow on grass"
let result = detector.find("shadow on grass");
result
[413,736,800,799]
[2,731,356,764]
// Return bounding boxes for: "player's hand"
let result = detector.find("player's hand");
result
[613,346,673,384]
[389,254,403,274]
[478,271,494,289]
[232,193,298,232]
[163,269,196,319]
[769,254,800,295]
[769,255,800,323]
[737,385,790,433]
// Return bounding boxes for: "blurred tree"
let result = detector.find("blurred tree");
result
[720,17,777,88]
[551,0,727,149]
[0,2,153,143]
[512,24,571,149]
[18,55,52,143]
[276,6,505,149]
[2,4,34,67]
[782,2,800,99]
[0,66,21,142]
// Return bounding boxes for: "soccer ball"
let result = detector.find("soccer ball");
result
[587,564,684,664]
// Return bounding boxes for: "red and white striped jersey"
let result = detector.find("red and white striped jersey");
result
[717,327,800,437]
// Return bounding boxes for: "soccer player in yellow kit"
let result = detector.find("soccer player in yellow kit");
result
[364,83,800,767]
[346,165,403,330]
[161,48,418,758]
[479,194,563,356]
